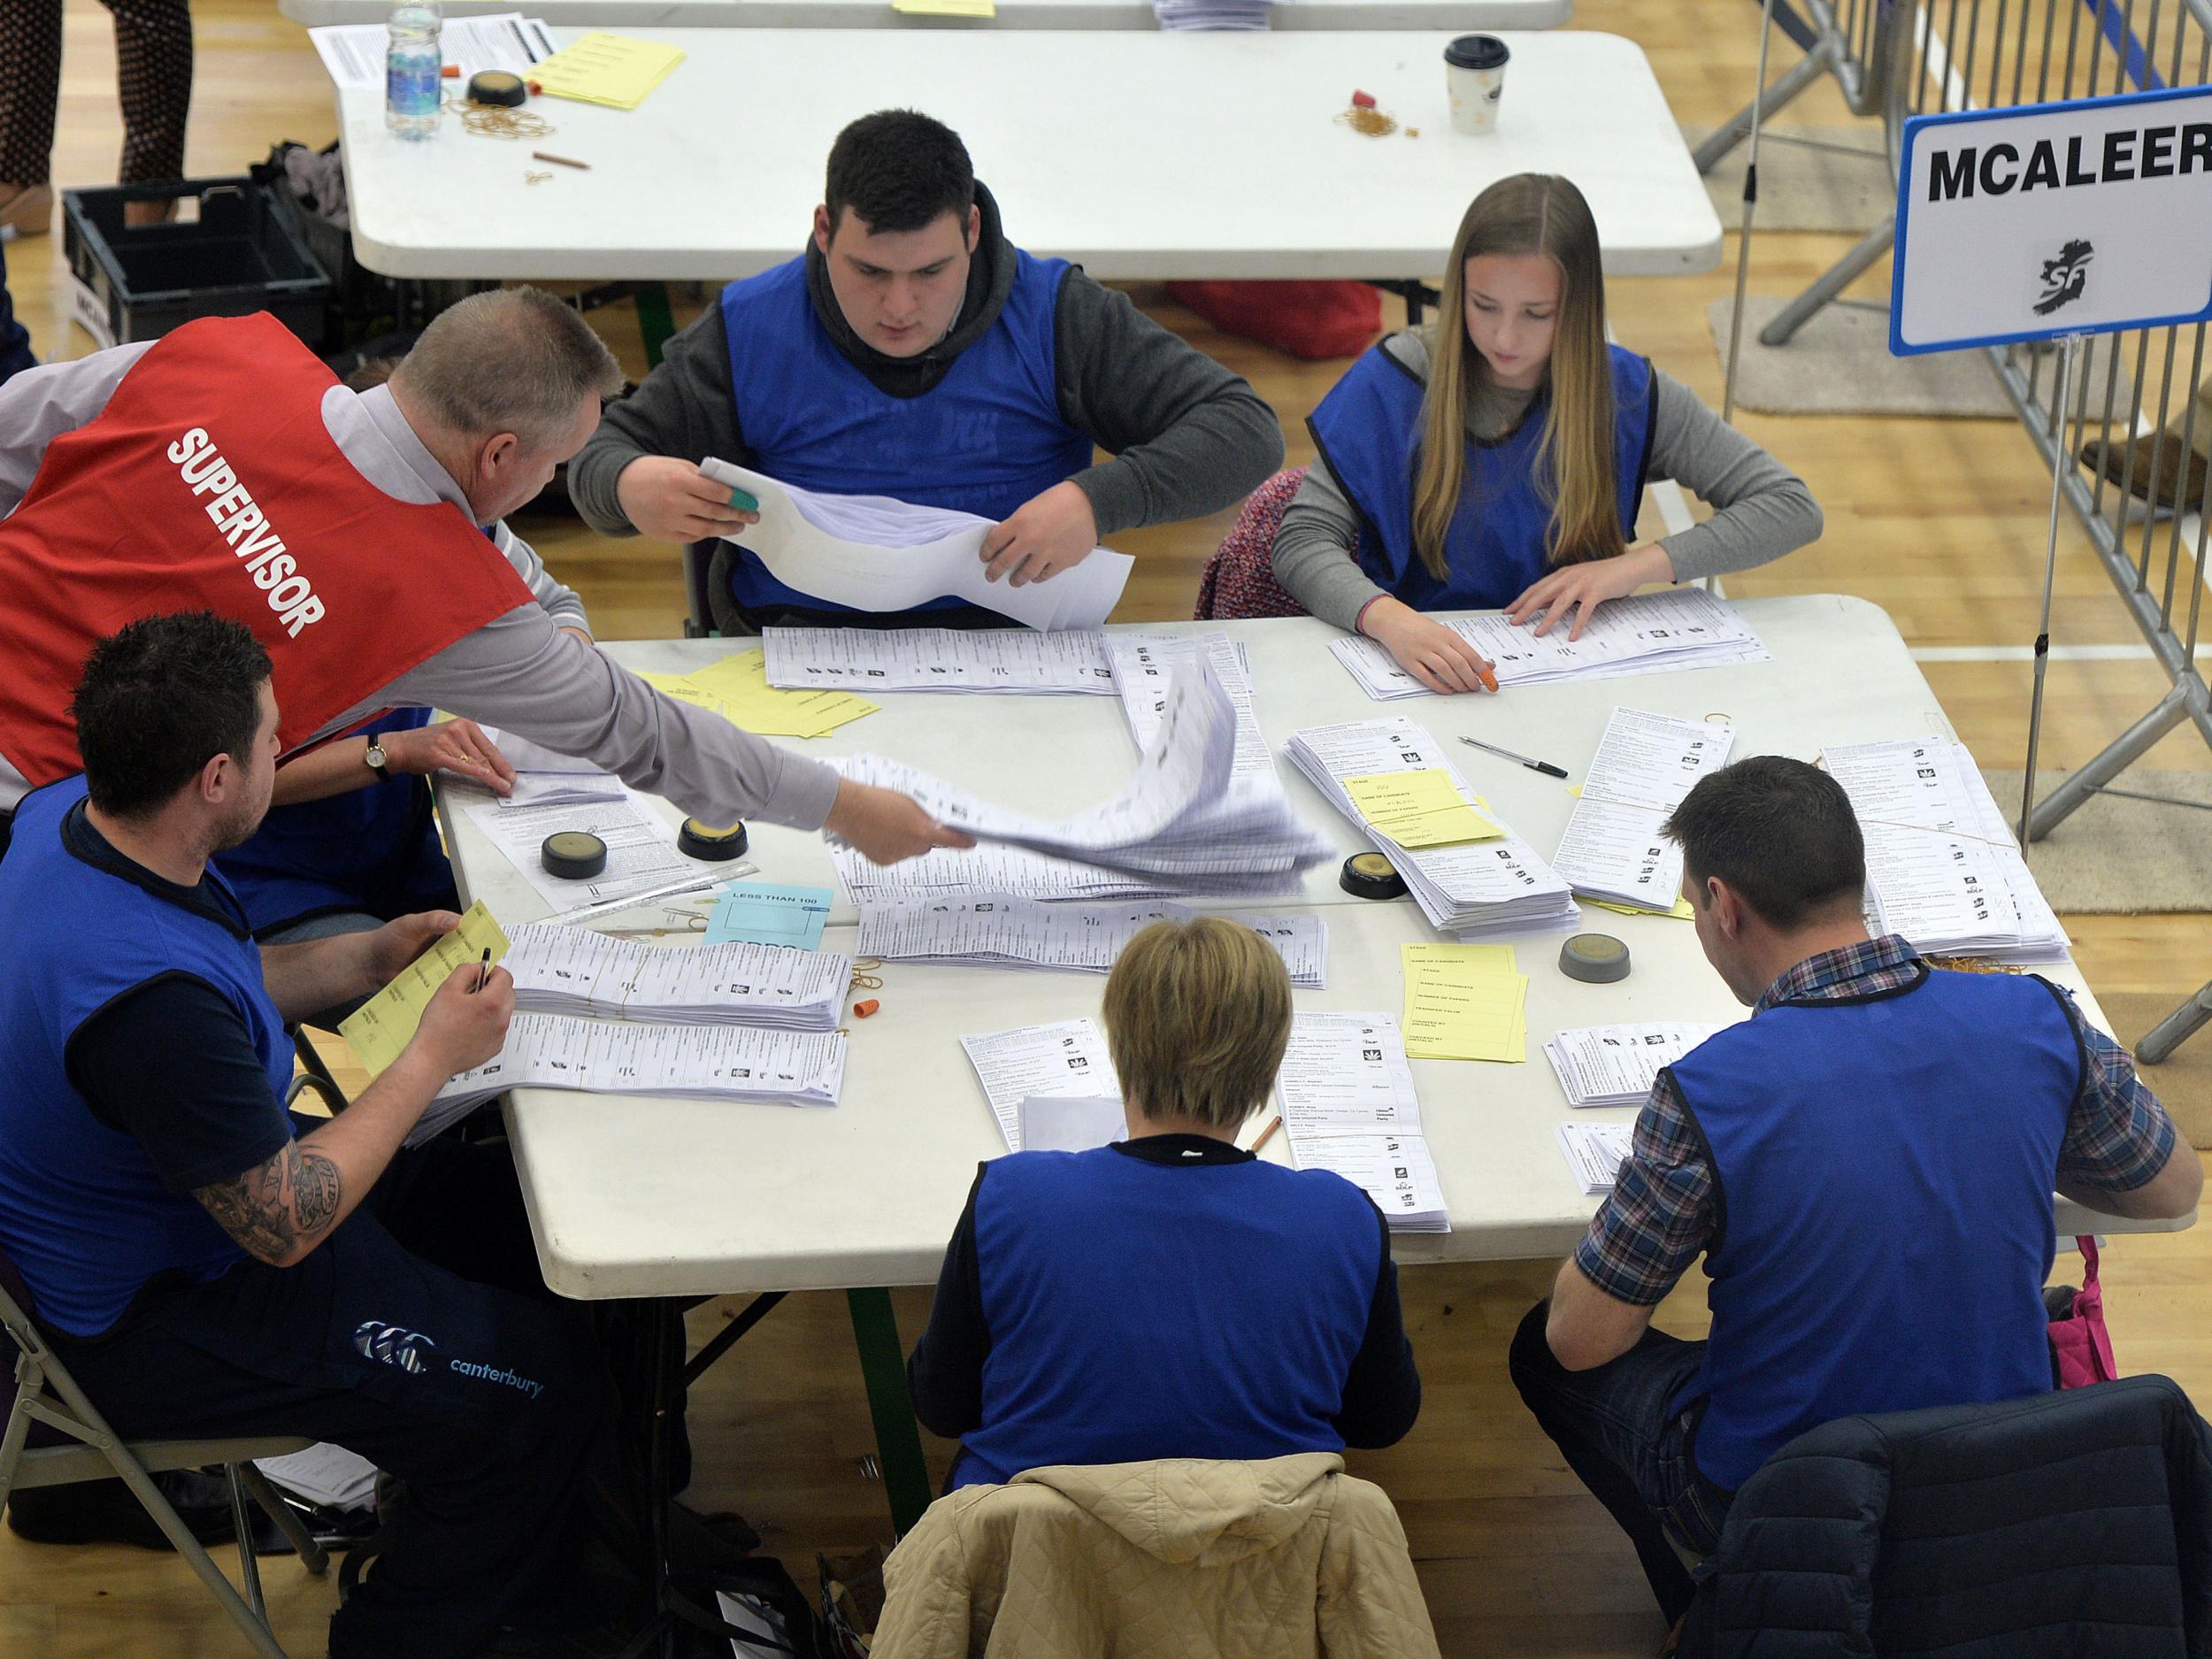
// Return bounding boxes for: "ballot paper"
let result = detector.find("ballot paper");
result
[1017,1094,1126,1153]
[705,883,833,950]
[338,902,510,1077]
[1400,943,1527,1063]
[834,660,1330,901]
[1552,710,1736,912]
[462,789,695,912]
[480,726,624,811]
[702,459,1133,632]
[635,649,876,740]
[1294,1134,1450,1233]
[1286,719,1580,941]
[1556,1122,1637,1195]
[1823,737,2069,963]
[503,925,848,1029]
[1329,589,1771,700]
[255,1444,380,1513]
[1543,1021,1725,1109]
[415,1017,846,1145]
[960,1018,1121,1153]
[308,12,560,91]
[763,627,1118,695]
[857,896,1325,987]
[1274,1012,1424,1137]
[1104,633,1274,783]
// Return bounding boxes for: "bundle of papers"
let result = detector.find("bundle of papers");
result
[1286,718,1579,941]
[701,459,1133,632]
[1401,943,1526,1062]
[960,1018,1121,1153]
[1154,0,1271,27]
[461,789,709,913]
[635,649,876,740]
[255,1444,380,1514]
[1556,1122,1636,1195]
[1275,1012,1448,1232]
[705,883,833,950]
[307,12,558,91]
[1552,709,1735,912]
[1105,632,1274,782]
[1329,589,1771,700]
[763,627,1118,695]
[503,925,848,1030]
[1823,737,2069,963]
[526,30,684,110]
[858,896,1326,987]
[416,1016,846,1145]
[1542,1021,1724,1109]
[339,902,509,1075]
[835,659,1330,902]
[482,727,623,812]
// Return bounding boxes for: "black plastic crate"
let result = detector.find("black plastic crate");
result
[62,178,331,349]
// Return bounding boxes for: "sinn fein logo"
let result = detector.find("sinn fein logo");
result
[354,1320,437,1373]
[2034,238,2093,315]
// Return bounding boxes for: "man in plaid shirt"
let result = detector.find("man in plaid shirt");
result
[1510,757,2198,1632]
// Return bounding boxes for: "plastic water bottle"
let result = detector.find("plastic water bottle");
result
[385,0,443,140]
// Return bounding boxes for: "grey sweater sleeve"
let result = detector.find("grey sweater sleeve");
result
[1642,369,1823,581]
[1271,456,1387,633]
[567,307,741,537]
[1051,272,1285,537]
[492,519,592,634]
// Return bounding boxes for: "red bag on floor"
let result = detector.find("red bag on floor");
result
[1168,280,1382,360]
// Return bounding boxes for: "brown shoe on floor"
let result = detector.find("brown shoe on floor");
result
[0,182,54,238]
[2078,431,2210,510]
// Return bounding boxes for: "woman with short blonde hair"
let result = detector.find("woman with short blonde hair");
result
[908,917,1421,1488]
[1271,173,1822,695]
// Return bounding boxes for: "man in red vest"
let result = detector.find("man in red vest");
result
[0,288,966,864]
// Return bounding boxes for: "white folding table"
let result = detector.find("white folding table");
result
[287,0,1571,27]
[332,29,1720,282]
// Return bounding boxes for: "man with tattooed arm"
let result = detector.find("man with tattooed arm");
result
[0,611,607,1659]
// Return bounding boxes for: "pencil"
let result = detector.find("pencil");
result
[1248,1115,1284,1155]
[531,150,589,170]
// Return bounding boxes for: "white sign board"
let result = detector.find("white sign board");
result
[1890,84,2212,355]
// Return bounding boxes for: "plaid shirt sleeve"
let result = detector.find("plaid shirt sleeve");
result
[1571,1067,1717,1307]
[2052,987,2178,1193]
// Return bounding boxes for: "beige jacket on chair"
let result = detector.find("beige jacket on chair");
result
[871,1453,1441,1659]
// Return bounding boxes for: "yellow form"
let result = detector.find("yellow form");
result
[337,902,511,1077]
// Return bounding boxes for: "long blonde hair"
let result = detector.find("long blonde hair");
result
[1410,174,1623,581]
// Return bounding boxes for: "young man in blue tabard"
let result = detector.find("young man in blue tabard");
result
[569,109,1284,634]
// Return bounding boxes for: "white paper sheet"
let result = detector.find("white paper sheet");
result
[1551,709,1735,911]
[1016,1094,1128,1154]
[503,924,849,1029]
[1541,1021,1725,1109]
[309,12,560,90]
[702,459,1133,632]
[255,1443,380,1511]
[460,788,693,911]
[857,895,1325,986]
[1105,632,1274,783]
[959,1018,1120,1153]
[1290,1133,1449,1233]
[763,626,1118,694]
[1555,1122,1637,1194]
[1274,1012,1425,1137]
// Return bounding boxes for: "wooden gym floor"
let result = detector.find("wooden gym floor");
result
[3,2,2209,1654]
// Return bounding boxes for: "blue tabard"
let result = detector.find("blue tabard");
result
[1306,342,1656,612]
[0,777,296,1337]
[718,251,1094,617]
[1665,964,2081,1491]
[956,1146,1381,1487]
[214,706,454,934]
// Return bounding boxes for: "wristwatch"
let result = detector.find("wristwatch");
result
[364,739,392,782]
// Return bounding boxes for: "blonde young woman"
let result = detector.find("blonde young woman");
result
[1272,173,1823,695]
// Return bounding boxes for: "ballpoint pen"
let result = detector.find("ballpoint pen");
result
[1459,735,1571,780]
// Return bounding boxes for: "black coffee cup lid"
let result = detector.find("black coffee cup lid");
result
[1445,34,1510,70]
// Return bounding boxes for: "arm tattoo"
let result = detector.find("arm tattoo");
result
[195,1142,345,1264]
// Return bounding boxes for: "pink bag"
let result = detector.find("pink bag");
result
[2048,1235,2119,1388]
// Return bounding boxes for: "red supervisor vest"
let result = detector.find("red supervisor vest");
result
[0,312,534,786]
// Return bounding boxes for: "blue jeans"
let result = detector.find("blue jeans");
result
[1509,1299,1732,1625]
[0,238,34,385]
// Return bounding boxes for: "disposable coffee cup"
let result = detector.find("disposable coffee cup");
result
[1445,34,1509,134]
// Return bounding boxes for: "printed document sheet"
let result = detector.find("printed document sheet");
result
[960,1018,1121,1152]
[338,901,510,1076]
[1552,709,1735,911]
[1275,1012,1448,1233]
[858,896,1326,986]
[763,627,1118,695]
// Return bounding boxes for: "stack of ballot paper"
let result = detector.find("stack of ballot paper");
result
[482,727,623,811]
[1105,633,1274,783]
[1543,1021,1725,1108]
[835,658,1331,901]
[636,649,876,740]
[1401,943,1526,1062]
[1553,709,1735,912]
[1556,1122,1637,1195]
[1275,1012,1448,1232]
[960,1018,1121,1153]
[858,896,1325,986]
[1286,718,1579,941]
[763,627,1118,695]
[255,1444,380,1513]
[339,902,510,1075]
[1823,737,2069,963]
[416,1017,845,1145]
[1329,589,1770,700]
[503,925,847,1030]
[703,459,1134,632]
[526,30,684,108]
